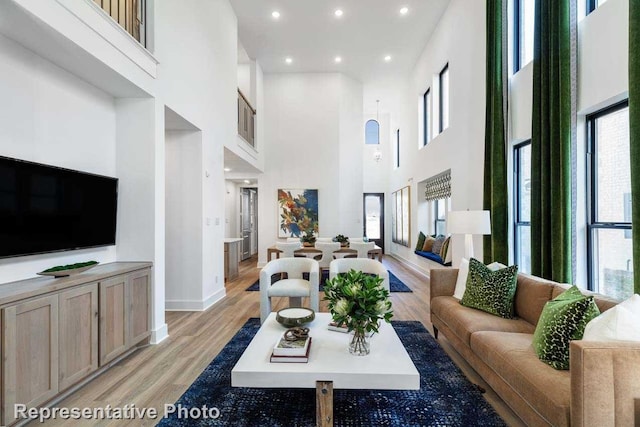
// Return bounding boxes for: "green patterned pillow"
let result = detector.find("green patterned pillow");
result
[460,258,519,319]
[532,286,600,370]
[415,232,426,252]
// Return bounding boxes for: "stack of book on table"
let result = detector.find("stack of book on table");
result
[270,332,312,363]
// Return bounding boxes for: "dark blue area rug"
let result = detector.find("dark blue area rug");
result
[158,319,506,427]
[245,270,413,293]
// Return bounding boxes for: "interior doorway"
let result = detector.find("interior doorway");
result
[240,188,258,260]
[364,193,384,253]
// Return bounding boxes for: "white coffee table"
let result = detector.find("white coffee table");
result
[231,313,420,426]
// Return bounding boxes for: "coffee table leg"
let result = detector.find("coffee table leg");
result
[316,380,333,427]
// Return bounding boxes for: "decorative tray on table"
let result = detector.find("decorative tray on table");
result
[37,261,99,278]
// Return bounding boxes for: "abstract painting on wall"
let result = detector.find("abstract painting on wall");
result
[277,189,319,238]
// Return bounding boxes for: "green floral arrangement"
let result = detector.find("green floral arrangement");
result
[42,261,98,273]
[324,270,393,354]
[332,234,349,246]
[300,231,317,246]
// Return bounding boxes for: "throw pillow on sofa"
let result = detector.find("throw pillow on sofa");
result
[422,236,436,252]
[454,259,508,300]
[532,286,600,370]
[460,258,519,318]
[440,236,451,263]
[431,235,446,255]
[415,232,426,252]
[583,294,640,342]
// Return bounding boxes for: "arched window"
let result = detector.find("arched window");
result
[365,120,380,145]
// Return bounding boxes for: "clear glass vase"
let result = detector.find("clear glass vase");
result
[349,329,370,356]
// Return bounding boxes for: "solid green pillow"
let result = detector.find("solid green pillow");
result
[532,286,600,370]
[460,258,519,319]
[415,232,426,252]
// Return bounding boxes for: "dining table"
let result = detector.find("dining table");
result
[267,244,383,262]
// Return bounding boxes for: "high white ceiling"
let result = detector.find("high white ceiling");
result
[230,0,451,82]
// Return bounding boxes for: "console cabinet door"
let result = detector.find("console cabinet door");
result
[59,283,98,391]
[129,269,151,345]
[3,294,59,425]
[99,275,130,365]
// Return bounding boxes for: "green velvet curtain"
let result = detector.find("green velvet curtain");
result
[483,0,509,265]
[530,0,576,283]
[629,0,640,294]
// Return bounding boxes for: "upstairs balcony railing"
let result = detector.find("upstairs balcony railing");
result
[238,89,256,148]
[93,0,146,47]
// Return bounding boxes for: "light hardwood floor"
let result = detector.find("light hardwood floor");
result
[34,255,524,427]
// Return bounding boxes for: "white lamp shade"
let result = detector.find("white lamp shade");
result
[447,210,491,235]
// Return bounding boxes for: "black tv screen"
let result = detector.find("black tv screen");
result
[0,156,118,258]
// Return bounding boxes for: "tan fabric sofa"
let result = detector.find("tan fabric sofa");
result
[430,268,640,426]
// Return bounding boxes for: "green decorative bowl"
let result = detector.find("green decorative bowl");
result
[276,307,315,328]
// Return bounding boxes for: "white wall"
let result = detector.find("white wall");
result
[388,0,487,271]
[155,0,238,311]
[225,180,240,238]
[165,130,204,309]
[509,0,629,286]
[258,73,364,265]
[0,33,118,283]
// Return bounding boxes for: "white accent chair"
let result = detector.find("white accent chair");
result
[328,258,390,291]
[275,241,302,259]
[260,258,320,323]
[314,241,341,271]
[347,241,375,259]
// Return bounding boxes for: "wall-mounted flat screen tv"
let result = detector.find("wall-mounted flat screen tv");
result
[0,156,118,258]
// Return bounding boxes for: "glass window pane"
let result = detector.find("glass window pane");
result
[518,144,531,222]
[520,0,535,67]
[365,195,381,240]
[516,225,531,274]
[424,90,431,144]
[365,120,379,145]
[593,228,634,300]
[440,67,449,131]
[596,106,630,223]
[436,220,446,236]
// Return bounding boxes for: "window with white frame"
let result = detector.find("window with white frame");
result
[514,141,531,274]
[513,0,535,73]
[586,0,609,15]
[423,88,431,145]
[587,100,632,300]
[438,64,449,133]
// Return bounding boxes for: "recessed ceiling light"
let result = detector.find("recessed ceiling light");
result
[400,7,409,15]
[224,167,231,172]
[334,56,342,63]
[334,9,343,17]
[271,11,280,19]
[285,57,293,64]
[384,55,392,62]
[244,179,251,184]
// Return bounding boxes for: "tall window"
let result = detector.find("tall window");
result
[438,64,449,133]
[587,101,632,299]
[365,120,380,145]
[514,141,531,273]
[513,0,534,73]
[395,129,400,168]
[587,0,609,14]
[434,198,450,236]
[423,89,431,145]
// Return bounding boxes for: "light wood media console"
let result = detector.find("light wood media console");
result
[0,262,152,425]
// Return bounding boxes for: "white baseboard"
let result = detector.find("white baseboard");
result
[151,323,169,344]
[165,288,226,311]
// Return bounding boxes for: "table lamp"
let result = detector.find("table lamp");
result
[447,210,491,260]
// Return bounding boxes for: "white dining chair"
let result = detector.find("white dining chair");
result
[328,258,390,291]
[314,241,341,271]
[260,258,320,323]
[275,241,302,258]
[347,241,375,259]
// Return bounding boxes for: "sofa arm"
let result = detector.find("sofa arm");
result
[570,340,640,427]
[430,268,458,302]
